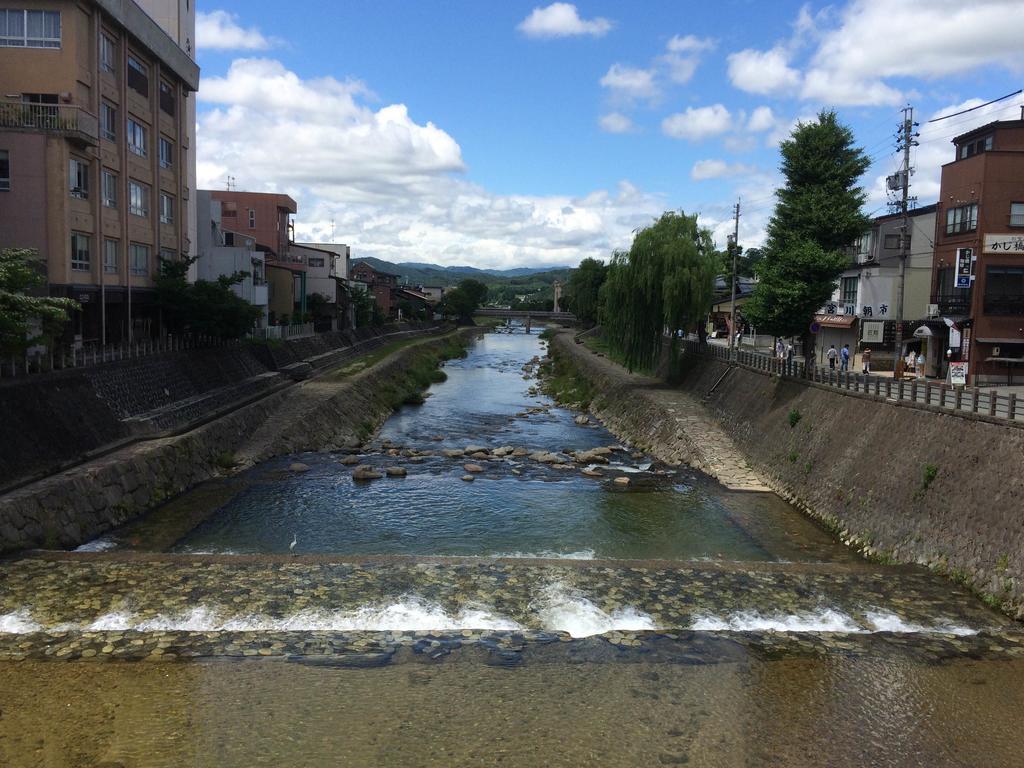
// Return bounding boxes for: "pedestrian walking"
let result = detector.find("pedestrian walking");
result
[826,344,838,370]
[776,339,786,359]
[862,347,872,374]
[840,344,850,371]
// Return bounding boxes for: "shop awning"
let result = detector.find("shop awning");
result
[814,314,857,328]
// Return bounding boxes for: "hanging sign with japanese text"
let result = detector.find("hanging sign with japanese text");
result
[984,234,1024,254]
[955,247,974,288]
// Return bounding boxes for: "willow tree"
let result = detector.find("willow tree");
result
[600,211,719,372]
[566,257,607,328]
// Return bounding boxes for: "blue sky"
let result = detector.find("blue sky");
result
[193,1,1024,268]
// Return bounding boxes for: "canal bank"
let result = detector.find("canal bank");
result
[0,327,475,554]
[549,330,1024,618]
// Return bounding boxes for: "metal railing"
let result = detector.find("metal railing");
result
[248,323,315,342]
[0,102,98,144]
[680,338,1023,424]
[0,335,234,378]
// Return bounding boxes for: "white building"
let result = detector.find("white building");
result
[816,205,938,371]
[195,191,268,325]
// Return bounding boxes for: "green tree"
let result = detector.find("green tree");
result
[155,256,262,339]
[0,248,78,355]
[600,211,720,372]
[440,278,488,323]
[744,110,870,348]
[567,257,607,327]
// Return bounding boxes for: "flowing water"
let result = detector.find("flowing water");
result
[1,326,1023,767]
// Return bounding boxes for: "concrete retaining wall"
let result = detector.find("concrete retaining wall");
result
[552,333,1024,617]
[0,328,469,554]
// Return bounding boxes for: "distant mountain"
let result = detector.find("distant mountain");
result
[352,257,572,286]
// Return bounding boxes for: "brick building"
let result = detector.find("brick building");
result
[0,0,199,343]
[350,261,398,317]
[931,119,1024,385]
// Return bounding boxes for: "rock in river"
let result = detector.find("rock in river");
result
[461,474,475,482]
[289,462,311,473]
[385,467,407,477]
[463,463,484,473]
[339,455,361,466]
[613,476,631,486]
[352,465,383,481]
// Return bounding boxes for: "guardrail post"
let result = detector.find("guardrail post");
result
[955,387,963,410]
[971,388,981,413]
[1010,393,1018,421]
[910,380,918,402]
[990,394,999,418]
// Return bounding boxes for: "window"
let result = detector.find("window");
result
[159,192,174,224]
[883,233,901,249]
[159,247,176,264]
[222,201,237,217]
[307,256,325,268]
[68,158,88,199]
[959,135,993,160]
[1011,202,1024,228]
[130,243,149,276]
[102,170,117,208]
[128,180,148,217]
[248,208,256,228]
[0,10,61,48]
[159,81,175,116]
[100,102,116,141]
[841,276,858,306]
[127,118,146,156]
[70,233,90,271]
[100,33,115,73]
[945,203,978,235]
[103,239,118,273]
[0,150,8,191]
[159,137,173,169]
[127,55,148,97]
[984,266,1024,315]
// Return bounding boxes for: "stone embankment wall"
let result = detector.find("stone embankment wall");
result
[0,328,471,554]
[0,323,439,488]
[551,332,1024,617]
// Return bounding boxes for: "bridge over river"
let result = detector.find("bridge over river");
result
[1,325,1022,767]
[473,307,576,327]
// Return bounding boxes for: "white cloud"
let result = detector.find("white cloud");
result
[727,47,802,96]
[196,10,276,51]
[518,3,612,38]
[801,0,1024,106]
[666,34,715,54]
[691,159,757,181]
[598,112,635,133]
[747,106,777,132]
[599,63,659,102]
[198,59,667,269]
[661,104,732,141]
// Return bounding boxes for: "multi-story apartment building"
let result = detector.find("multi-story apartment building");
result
[0,0,199,343]
[204,190,305,323]
[194,190,268,326]
[931,120,1024,385]
[133,0,196,276]
[350,261,398,318]
[816,205,937,371]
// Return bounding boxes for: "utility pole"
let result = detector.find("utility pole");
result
[891,105,919,377]
[728,199,741,353]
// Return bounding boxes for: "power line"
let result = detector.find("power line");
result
[926,89,1022,123]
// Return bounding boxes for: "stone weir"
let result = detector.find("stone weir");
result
[0,328,476,554]
[0,552,1019,664]
[549,332,1024,619]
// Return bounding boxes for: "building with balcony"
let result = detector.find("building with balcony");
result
[0,0,199,344]
[194,190,268,327]
[930,119,1024,385]
[204,190,305,324]
[816,206,938,371]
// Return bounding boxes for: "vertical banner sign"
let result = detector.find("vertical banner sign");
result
[955,247,974,289]
[962,327,971,362]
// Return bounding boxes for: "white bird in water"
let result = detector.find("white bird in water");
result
[289,533,297,553]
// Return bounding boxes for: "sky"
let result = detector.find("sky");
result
[193,0,1024,269]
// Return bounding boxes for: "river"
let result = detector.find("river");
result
[0,326,1022,767]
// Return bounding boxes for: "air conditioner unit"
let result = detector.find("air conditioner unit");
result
[926,303,939,318]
